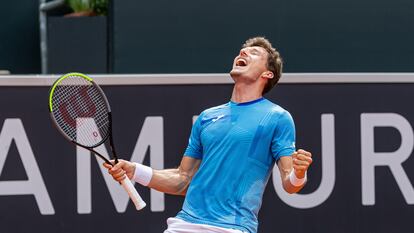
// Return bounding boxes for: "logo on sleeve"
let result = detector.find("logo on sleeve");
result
[212,114,226,122]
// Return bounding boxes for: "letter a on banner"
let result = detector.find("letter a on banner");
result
[0,119,55,215]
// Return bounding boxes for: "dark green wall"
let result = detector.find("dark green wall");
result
[1,1,413,74]
[113,0,414,73]
[0,1,41,74]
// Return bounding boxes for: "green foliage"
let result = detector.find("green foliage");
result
[66,0,108,15]
[66,0,92,12]
[92,0,108,15]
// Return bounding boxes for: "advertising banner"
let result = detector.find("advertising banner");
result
[0,74,413,233]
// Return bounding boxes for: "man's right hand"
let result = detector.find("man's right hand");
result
[103,159,136,182]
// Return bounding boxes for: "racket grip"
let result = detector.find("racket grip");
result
[120,177,147,210]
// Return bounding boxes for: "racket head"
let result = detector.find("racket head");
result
[48,72,112,148]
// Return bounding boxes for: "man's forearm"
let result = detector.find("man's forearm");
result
[133,156,200,196]
[147,168,191,196]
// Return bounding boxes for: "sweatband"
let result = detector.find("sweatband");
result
[289,169,307,187]
[133,163,153,186]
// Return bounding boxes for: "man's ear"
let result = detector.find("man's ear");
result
[263,71,274,80]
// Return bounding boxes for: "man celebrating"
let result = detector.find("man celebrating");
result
[104,37,313,233]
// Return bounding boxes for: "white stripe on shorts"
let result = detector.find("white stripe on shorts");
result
[163,217,246,233]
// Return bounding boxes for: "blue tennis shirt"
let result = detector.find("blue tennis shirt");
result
[176,97,296,233]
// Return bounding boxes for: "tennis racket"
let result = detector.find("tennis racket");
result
[48,72,146,210]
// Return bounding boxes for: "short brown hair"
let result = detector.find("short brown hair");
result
[242,37,283,94]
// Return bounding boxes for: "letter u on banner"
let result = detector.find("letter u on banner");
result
[273,114,336,209]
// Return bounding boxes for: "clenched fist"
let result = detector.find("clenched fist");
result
[103,159,136,182]
[292,149,312,179]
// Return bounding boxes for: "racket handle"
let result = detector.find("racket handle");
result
[120,177,147,210]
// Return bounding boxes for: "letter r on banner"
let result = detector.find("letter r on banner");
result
[361,113,414,205]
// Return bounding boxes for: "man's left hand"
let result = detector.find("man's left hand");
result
[292,149,312,179]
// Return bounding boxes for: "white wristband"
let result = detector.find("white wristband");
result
[133,163,153,186]
[289,169,307,187]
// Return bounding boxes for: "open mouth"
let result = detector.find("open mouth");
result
[236,58,247,67]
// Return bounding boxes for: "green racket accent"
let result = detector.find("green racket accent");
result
[49,72,93,112]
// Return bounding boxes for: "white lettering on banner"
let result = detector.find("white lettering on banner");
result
[273,114,336,208]
[361,113,414,205]
[130,117,164,212]
[77,117,164,214]
[2,113,414,215]
[0,118,55,215]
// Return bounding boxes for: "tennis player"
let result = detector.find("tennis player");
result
[104,37,313,233]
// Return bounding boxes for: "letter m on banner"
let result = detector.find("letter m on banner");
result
[77,117,164,213]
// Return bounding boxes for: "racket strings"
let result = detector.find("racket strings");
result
[51,75,110,147]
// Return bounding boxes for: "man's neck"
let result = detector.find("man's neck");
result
[231,82,263,103]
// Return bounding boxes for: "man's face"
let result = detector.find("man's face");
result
[230,46,269,81]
